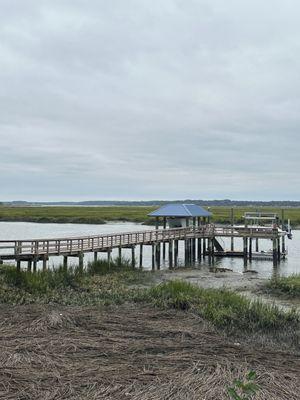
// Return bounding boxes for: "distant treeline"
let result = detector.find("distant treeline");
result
[2,199,300,207]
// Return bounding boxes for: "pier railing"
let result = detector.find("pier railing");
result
[0,225,214,260]
[0,224,280,261]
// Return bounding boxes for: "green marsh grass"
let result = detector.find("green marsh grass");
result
[1,205,300,225]
[0,265,298,334]
[267,274,300,297]
[147,280,299,332]
[0,259,152,306]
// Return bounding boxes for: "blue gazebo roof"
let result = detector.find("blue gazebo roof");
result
[148,204,212,218]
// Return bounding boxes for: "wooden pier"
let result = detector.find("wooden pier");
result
[0,224,286,271]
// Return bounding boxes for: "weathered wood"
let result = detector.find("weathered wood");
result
[107,249,111,268]
[208,238,213,264]
[42,256,47,271]
[174,240,178,266]
[249,238,252,262]
[118,247,122,264]
[163,217,166,260]
[243,237,248,266]
[169,240,173,269]
[131,246,136,269]
[79,253,84,271]
[152,244,155,271]
[0,225,286,271]
[187,239,192,265]
[63,256,68,270]
[273,238,278,267]
[94,252,98,262]
[156,243,161,270]
[139,244,143,269]
[197,238,201,260]
[230,207,234,251]
[27,260,32,272]
[192,238,196,262]
[184,240,188,265]
[155,217,159,230]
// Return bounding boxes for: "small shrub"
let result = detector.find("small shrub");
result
[228,370,260,399]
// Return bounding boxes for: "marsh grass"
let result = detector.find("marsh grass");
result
[266,274,300,297]
[147,280,299,332]
[0,259,152,306]
[86,257,132,275]
[1,205,300,225]
[0,265,298,334]
[0,205,155,224]
[1,265,82,294]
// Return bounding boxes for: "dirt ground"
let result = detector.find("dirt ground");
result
[0,303,299,400]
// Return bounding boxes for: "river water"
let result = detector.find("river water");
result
[0,221,299,277]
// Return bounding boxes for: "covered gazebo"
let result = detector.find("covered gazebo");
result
[148,203,212,229]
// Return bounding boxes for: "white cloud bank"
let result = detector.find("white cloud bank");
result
[1,0,300,200]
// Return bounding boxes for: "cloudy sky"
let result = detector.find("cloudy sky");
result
[1,0,300,201]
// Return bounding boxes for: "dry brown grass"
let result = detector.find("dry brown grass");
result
[0,304,299,400]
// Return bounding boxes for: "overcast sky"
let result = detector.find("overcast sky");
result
[1,0,300,201]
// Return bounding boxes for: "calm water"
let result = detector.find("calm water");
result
[0,221,299,277]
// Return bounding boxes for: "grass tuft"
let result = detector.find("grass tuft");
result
[1,265,82,294]
[266,274,300,297]
[86,257,132,275]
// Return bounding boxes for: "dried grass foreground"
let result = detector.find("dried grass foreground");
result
[0,303,299,400]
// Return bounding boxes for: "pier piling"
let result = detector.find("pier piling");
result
[174,240,178,266]
[243,237,248,266]
[78,253,84,271]
[139,244,143,269]
[131,246,135,268]
[42,256,47,271]
[27,260,32,272]
[94,252,98,262]
[152,244,155,270]
[156,243,161,270]
[169,240,173,269]
[273,238,278,267]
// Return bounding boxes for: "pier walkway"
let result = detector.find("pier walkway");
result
[0,225,284,270]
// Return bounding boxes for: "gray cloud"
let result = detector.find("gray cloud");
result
[0,0,300,201]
